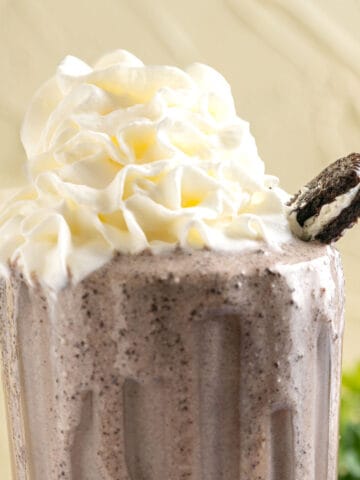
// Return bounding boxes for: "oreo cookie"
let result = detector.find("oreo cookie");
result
[288,153,360,243]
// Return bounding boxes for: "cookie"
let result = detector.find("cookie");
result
[288,153,360,243]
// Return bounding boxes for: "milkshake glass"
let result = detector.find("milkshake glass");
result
[0,50,346,479]
[0,240,344,480]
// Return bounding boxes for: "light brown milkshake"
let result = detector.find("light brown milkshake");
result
[0,50,352,480]
[0,239,344,480]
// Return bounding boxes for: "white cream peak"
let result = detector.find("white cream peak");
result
[0,50,292,289]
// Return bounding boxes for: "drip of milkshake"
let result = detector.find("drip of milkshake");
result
[0,50,351,480]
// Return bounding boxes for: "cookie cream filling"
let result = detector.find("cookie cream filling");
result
[302,183,360,239]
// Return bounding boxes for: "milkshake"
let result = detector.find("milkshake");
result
[1,241,344,480]
[0,51,350,479]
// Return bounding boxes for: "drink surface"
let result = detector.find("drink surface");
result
[0,239,344,480]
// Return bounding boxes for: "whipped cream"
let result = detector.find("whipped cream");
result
[0,50,292,289]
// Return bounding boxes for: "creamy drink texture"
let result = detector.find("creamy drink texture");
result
[0,51,345,480]
[1,242,344,480]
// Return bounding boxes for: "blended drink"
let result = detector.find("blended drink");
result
[0,50,347,479]
[1,242,344,479]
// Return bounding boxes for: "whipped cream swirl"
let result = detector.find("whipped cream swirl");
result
[0,50,292,289]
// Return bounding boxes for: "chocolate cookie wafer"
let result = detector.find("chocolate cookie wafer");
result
[288,153,360,243]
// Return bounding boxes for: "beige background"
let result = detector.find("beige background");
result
[1,0,360,477]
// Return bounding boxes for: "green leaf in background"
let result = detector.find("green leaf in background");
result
[339,363,360,480]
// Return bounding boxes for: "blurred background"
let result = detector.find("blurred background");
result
[0,0,359,478]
